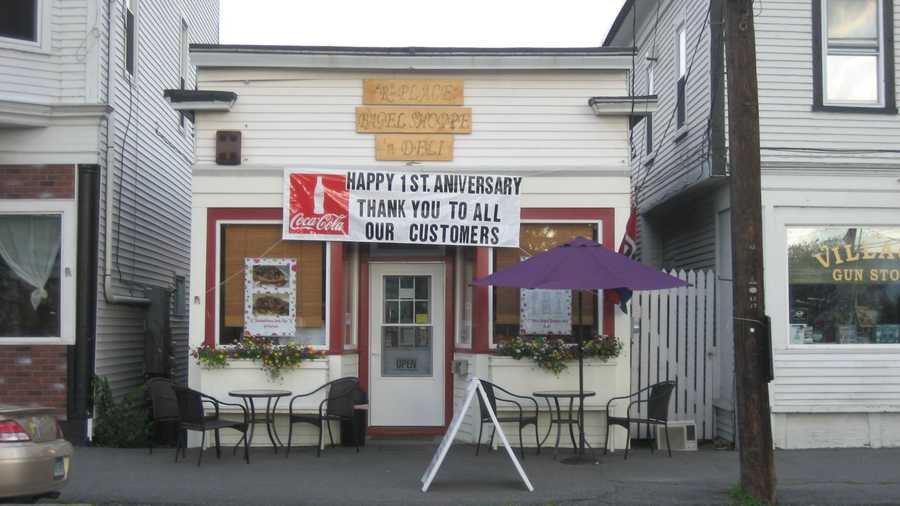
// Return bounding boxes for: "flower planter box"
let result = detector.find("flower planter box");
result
[199,358,331,412]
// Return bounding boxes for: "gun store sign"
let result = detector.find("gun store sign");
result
[282,168,522,247]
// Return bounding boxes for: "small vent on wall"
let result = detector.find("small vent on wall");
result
[216,130,242,165]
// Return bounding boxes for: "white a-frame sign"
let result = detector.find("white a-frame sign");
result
[421,377,534,492]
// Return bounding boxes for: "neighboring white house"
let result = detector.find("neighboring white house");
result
[174,45,645,448]
[0,0,218,443]
[606,0,900,448]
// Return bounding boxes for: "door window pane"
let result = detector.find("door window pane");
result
[0,215,61,338]
[788,227,900,344]
[381,274,433,376]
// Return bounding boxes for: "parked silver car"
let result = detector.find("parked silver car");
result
[0,405,73,502]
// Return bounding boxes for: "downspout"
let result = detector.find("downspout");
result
[104,0,149,306]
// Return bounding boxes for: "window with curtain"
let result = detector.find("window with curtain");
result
[788,226,900,344]
[675,23,687,128]
[219,224,326,346]
[0,215,61,338]
[492,223,598,343]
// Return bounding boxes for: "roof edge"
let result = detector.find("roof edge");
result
[603,0,635,47]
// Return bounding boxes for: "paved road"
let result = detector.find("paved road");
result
[45,444,900,505]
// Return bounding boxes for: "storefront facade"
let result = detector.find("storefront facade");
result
[181,46,642,447]
[762,174,900,448]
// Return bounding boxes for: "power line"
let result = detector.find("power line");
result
[635,2,713,196]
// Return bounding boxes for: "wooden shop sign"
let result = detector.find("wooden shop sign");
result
[356,106,472,134]
[375,134,454,161]
[363,79,464,106]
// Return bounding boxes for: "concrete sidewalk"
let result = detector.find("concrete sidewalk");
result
[46,443,900,505]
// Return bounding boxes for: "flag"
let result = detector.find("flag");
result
[609,206,638,313]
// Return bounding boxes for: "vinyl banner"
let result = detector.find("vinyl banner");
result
[283,168,522,247]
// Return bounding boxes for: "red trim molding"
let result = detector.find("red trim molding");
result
[471,248,491,353]
[204,208,282,346]
[357,247,370,394]
[328,243,344,355]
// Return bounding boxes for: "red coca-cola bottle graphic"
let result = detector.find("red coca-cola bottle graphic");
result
[288,173,349,237]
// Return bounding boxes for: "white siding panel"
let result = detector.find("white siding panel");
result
[756,0,900,168]
[95,0,218,397]
[195,69,629,171]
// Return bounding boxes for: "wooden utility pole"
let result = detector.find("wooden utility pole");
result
[724,0,777,503]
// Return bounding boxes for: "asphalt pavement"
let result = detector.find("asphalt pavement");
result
[40,442,900,505]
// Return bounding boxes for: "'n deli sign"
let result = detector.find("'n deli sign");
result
[282,168,521,247]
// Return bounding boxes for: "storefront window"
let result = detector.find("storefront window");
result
[493,223,598,343]
[788,226,900,344]
[343,244,355,348]
[219,223,326,346]
[456,247,475,347]
[0,215,61,338]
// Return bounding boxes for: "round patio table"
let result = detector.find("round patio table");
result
[229,389,291,454]
[533,390,596,460]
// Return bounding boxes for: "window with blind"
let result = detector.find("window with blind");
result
[219,224,326,346]
[492,223,599,343]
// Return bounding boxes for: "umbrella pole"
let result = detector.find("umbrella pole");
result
[562,290,597,465]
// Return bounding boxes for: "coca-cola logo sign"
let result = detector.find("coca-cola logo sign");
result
[287,173,349,236]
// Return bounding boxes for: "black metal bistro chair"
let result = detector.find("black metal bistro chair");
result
[173,386,251,466]
[475,380,540,459]
[604,380,677,460]
[146,377,180,455]
[286,377,363,457]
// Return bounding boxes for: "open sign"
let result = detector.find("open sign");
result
[396,358,417,369]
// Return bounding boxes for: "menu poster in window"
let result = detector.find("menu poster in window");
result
[520,289,572,335]
[244,258,296,338]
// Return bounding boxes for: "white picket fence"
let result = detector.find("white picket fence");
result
[630,269,716,441]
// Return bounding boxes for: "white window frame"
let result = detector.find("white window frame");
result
[0,0,52,53]
[0,199,76,345]
[771,206,900,352]
[487,219,604,348]
[454,247,472,349]
[344,243,359,350]
[820,0,886,107]
[213,219,330,350]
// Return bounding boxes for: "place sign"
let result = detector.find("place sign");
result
[363,79,464,106]
[375,134,453,161]
[356,106,472,134]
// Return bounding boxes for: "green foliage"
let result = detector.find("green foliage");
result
[192,334,325,380]
[91,376,150,448]
[727,485,774,506]
[494,335,623,375]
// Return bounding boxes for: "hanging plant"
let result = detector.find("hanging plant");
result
[191,334,324,380]
[494,335,623,375]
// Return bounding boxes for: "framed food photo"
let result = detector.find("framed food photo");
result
[244,257,297,338]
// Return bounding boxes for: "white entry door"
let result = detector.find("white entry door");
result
[369,263,445,426]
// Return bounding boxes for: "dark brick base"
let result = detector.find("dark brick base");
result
[0,346,68,411]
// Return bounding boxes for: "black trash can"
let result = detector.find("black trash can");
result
[341,390,367,447]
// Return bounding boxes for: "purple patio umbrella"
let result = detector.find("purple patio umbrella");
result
[473,236,687,464]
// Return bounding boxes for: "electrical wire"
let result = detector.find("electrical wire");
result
[635,2,713,196]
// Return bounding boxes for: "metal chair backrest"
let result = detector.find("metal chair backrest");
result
[476,380,498,420]
[647,381,676,422]
[325,377,360,419]
[173,386,206,425]
[146,377,180,422]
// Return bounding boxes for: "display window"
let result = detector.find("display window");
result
[492,223,599,343]
[218,223,326,346]
[788,226,900,344]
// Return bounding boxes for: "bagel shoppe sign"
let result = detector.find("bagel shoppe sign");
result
[282,168,522,247]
